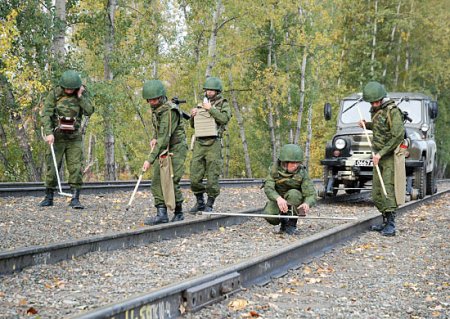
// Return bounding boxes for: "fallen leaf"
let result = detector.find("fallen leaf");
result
[179,303,185,314]
[219,227,225,232]
[18,298,27,306]
[27,307,38,315]
[228,299,248,311]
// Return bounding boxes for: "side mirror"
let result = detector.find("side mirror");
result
[430,101,438,119]
[324,103,332,121]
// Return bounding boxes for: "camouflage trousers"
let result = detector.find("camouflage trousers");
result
[44,134,83,190]
[190,138,222,198]
[264,189,304,225]
[372,153,397,214]
[151,142,188,207]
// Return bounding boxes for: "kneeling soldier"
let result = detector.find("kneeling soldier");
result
[263,144,316,235]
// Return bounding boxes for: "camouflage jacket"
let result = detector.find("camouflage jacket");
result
[264,162,317,207]
[190,93,232,137]
[41,86,94,136]
[149,100,187,164]
[365,99,405,158]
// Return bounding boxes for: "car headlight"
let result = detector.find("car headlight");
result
[334,138,346,150]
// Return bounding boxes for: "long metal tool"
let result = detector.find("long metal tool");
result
[126,171,144,209]
[355,100,388,198]
[50,143,73,197]
[201,211,357,221]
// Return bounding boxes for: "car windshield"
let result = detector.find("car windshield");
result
[341,99,423,124]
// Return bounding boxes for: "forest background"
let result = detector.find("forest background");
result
[1,0,449,182]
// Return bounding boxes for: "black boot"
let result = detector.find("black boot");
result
[381,212,396,236]
[279,217,288,233]
[69,188,84,209]
[171,202,185,222]
[370,215,387,232]
[189,193,205,214]
[144,205,169,225]
[204,196,215,212]
[284,218,298,235]
[39,188,54,207]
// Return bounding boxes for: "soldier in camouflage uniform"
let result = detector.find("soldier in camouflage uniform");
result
[189,77,232,213]
[39,70,94,209]
[142,80,188,225]
[360,81,405,236]
[263,144,316,235]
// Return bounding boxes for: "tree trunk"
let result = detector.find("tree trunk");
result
[0,76,40,181]
[228,72,252,178]
[0,121,11,171]
[104,0,116,181]
[205,0,223,77]
[294,48,307,144]
[382,0,402,82]
[305,102,313,171]
[266,18,277,163]
[52,0,66,63]
[120,142,131,177]
[370,0,378,77]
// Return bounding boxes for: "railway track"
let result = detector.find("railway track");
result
[1,181,448,318]
[0,179,266,197]
[71,189,449,319]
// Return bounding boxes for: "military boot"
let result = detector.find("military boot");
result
[279,217,288,233]
[204,196,215,212]
[370,215,387,232]
[39,188,54,207]
[171,202,185,222]
[189,193,205,214]
[284,218,298,235]
[381,212,396,236]
[144,205,169,225]
[69,188,84,209]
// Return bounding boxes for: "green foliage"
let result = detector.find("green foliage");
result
[1,0,449,181]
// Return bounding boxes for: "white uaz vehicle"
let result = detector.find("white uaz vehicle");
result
[319,92,438,200]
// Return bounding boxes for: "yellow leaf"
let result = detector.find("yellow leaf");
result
[228,299,248,311]
[219,227,225,232]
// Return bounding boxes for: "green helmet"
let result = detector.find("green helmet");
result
[362,81,387,103]
[203,77,223,92]
[279,144,304,162]
[142,80,166,99]
[59,70,82,89]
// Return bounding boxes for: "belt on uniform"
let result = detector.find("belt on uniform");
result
[196,136,219,140]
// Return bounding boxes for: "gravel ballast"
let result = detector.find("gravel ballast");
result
[187,193,450,319]
[0,184,448,318]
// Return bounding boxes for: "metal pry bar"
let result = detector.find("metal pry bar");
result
[200,211,357,221]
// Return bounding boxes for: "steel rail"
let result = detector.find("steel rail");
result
[0,178,266,197]
[70,189,449,319]
[0,208,260,276]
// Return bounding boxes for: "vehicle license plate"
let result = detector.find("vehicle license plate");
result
[356,159,373,167]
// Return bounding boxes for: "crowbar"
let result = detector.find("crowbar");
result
[355,99,388,198]
[50,143,73,197]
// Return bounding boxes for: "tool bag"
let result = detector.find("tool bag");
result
[394,143,407,205]
[57,116,77,133]
[159,109,176,211]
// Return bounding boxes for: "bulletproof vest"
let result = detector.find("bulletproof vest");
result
[210,95,228,137]
[270,162,307,196]
[152,101,186,145]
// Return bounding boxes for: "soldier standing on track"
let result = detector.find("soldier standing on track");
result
[189,77,232,213]
[263,144,316,235]
[142,80,188,225]
[39,70,94,209]
[359,81,406,236]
